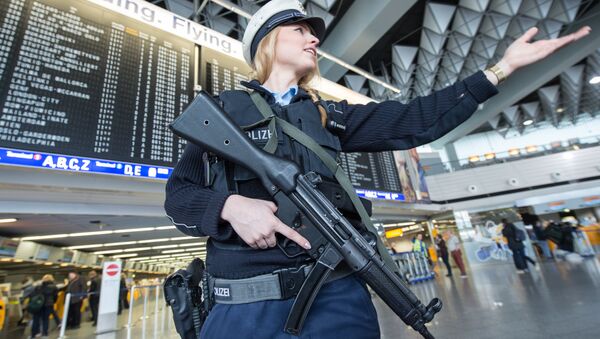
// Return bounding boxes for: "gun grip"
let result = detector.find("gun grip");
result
[273,192,327,259]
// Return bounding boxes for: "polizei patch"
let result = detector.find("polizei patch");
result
[213,285,232,301]
[245,127,272,145]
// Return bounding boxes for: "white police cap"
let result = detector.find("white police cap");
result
[242,0,325,65]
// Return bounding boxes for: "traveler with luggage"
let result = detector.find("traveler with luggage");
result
[502,219,535,273]
[29,274,58,339]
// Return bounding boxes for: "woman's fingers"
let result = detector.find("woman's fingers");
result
[256,238,269,249]
[265,236,277,248]
[517,27,539,43]
[553,26,591,50]
[275,222,311,250]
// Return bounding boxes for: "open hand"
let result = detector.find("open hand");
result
[499,26,591,76]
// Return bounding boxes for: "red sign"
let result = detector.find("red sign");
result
[106,263,120,277]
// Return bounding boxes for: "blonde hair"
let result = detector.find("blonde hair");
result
[250,26,327,127]
[42,274,54,283]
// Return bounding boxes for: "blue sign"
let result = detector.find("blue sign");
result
[1,147,408,201]
[0,147,172,180]
[356,189,405,201]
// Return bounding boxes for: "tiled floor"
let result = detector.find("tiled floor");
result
[6,256,600,338]
[376,257,600,339]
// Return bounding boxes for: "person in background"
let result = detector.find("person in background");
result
[17,276,35,326]
[412,233,428,259]
[30,274,58,339]
[446,231,467,278]
[435,234,452,277]
[501,218,533,273]
[66,271,85,329]
[87,270,101,326]
[533,221,551,259]
[118,273,129,315]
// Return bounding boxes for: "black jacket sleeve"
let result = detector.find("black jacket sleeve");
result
[164,142,234,240]
[334,71,498,152]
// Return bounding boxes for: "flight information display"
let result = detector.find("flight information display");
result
[200,46,251,96]
[340,151,402,193]
[0,0,195,167]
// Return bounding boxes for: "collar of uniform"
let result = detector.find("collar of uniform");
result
[241,80,276,104]
[261,85,298,106]
[240,80,311,104]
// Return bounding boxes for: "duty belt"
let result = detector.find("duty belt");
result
[211,264,352,304]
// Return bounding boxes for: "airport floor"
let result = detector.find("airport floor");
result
[6,255,600,339]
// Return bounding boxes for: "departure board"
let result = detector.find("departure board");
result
[0,0,195,167]
[200,45,251,96]
[340,151,402,193]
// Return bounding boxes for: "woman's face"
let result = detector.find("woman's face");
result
[273,23,319,76]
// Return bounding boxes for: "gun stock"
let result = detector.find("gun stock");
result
[169,91,300,194]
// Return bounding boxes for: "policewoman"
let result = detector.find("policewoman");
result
[164,0,590,337]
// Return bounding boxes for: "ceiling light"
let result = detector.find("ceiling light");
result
[526,145,538,153]
[13,259,24,263]
[94,249,124,255]
[22,234,69,241]
[162,249,186,254]
[179,242,204,247]
[0,258,11,262]
[150,255,171,259]
[44,262,53,266]
[113,253,138,258]
[22,226,180,242]
[170,236,195,241]
[156,226,177,230]
[67,244,103,250]
[103,241,137,247]
[382,222,415,228]
[152,245,179,249]
[128,256,150,261]
[590,76,600,85]
[138,238,170,243]
[523,119,533,126]
[114,227,155,233]
[123,247,151,252]
[0,218,18,223]
[70,231,114,237]
[556,107,564,113]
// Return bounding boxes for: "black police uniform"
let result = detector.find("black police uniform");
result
[164,71,498,338]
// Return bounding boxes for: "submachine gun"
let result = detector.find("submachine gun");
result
[170,92,442,339]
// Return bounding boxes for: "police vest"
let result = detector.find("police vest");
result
[208,89,342,201]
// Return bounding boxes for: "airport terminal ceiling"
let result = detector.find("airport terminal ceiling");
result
[0,214,206,259]
[159,0,600,144]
